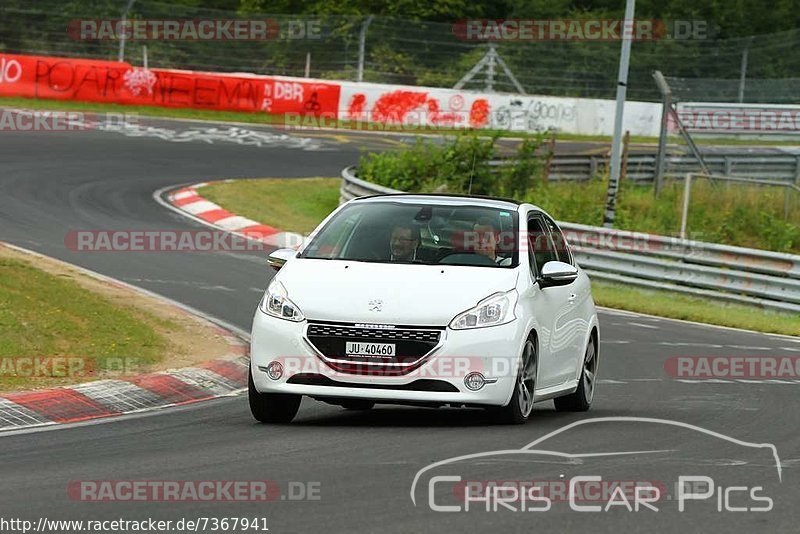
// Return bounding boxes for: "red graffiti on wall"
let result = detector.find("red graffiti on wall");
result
[469,99,490,128]
[425,99,462,126]
[346,93,367,119]
[372,90,428,123]
[352,89,488,128]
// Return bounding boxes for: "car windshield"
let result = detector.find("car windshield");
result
[300,200,519,268]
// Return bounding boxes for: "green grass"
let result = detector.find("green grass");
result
[524,178,800,253]
[592,281,799,336]
[0,257,170,390]
[199,176,799,335]
[201,178,341,234]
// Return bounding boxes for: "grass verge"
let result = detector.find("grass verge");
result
[0,256,166,389]
[201,178,341,234]
[199,177,799,336]
[592,281,799,336]
[0,245,232,391]
[526,178,800,253]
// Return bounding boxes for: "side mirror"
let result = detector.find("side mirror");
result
[267,248,296,271]
[539,261,578,288]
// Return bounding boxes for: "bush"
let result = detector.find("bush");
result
[356,133,800,253]
[358,132,550,196]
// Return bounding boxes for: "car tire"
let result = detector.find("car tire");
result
[341,400,375,411]
[491,337,537,425]
[248,369,301,424]
[554,336,597,412]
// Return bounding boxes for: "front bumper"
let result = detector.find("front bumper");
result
[250,311,527,407]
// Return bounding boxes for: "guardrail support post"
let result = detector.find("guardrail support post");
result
[680,173,692,239]
[590,157,599,179]
[652,71,671,197]
[794,156,800,185]
[785,187,791,221]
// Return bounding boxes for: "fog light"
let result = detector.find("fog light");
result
[464,372,486,391]
[266,361,284,380]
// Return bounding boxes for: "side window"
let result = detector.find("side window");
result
[527,216,558,276]
[543,216,573,265]
[306,211,360,258]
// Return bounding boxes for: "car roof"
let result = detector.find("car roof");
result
[351,193,522,210]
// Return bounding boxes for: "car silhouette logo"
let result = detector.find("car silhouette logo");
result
[368,299,383,312]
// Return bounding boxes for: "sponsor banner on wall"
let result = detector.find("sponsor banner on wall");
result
[674,103,800,135]
[0,53,339,117]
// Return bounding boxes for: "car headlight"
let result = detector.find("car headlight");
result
[259,280,305,322]
[449,290,517,330]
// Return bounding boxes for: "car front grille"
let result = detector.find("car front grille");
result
[305,321,443,375]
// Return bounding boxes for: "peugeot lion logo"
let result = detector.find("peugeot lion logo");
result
[368,299,383,312]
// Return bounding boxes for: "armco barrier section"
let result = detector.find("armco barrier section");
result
[675,102,800,136]
[340,166,800,313]
[500,154,800,183]
[0,53,661,136]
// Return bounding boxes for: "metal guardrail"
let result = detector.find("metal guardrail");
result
[340,166,800,313]
[491,153,800,183]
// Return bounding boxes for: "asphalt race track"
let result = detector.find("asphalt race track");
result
[1,117,798,533]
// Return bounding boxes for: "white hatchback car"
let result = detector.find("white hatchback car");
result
[249,194,599,424]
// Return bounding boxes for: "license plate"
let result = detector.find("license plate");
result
[345,341,395,358]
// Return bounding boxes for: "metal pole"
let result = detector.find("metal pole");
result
[680,173,692,239]
[652,70,671,197]
[142,45,148,69]
[668,105,712,178]
[454,46,491,90]
[738,37,752,103]
[485,44,496,92]
[356,15,374,82]
[785,186,791,221]
[304,52,311,78]
[117,0,137,62]
[494,48,526,94]
[603,0,636,228]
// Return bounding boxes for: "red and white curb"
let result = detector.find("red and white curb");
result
[0,242,252,432]
[165,182,304,249]
[0,340,248,432]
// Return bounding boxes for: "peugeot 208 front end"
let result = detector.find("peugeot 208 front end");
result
[249,194,599,424]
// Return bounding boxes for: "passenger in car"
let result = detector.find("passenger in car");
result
[389,223,420,262]
[473,218,512,266]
